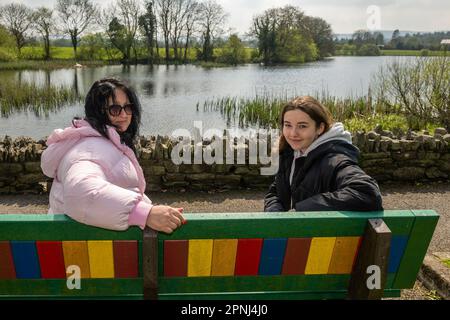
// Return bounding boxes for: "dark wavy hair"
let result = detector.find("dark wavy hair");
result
[76,78,142,154]
[279,96,333,153]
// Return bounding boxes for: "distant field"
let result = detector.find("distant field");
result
[381,50,447,56]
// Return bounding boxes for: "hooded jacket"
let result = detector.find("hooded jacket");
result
[264,122,383,212]
[41,119,153,231]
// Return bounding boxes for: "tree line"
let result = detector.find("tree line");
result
[0,1,335,65]
[335,29,450,56]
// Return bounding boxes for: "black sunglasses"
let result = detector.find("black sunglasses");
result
[107,104,133,117]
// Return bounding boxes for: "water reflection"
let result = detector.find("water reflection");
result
[142,80,155,96]
[0,56,417,138]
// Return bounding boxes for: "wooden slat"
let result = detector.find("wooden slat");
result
[159,289,402,300]
[328,237,361,274]
[62,241,91,278]
[304,237,336,274]
[10,241,41,279]
[0,241,16,279]
[0,214,142,241]
[211,239,238,276]
[0,277,400,299]
[347,219,392,300]
[235,239,263,276]
[36,241,66,279]
[393,210,440,289]
[149,211,416,240]
[158,273,398,294]
[258,239,287,275]
[281,238,311,275]
[143,228,158,300]
[0,279,142,298]
[387,236,409,273]
[0,212,415,241]
[113,241,138,278]
[187,240,213,277]
[163,240,189,277]
[87,241,114,278]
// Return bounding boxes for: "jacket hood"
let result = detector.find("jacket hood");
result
[41,119,129,179]
[294,122,353,158]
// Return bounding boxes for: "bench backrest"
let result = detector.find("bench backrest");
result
[0,210,439,299]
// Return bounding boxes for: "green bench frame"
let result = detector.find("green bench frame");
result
[0,210,439,300]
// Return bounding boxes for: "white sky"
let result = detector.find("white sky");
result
[2,0,450,34]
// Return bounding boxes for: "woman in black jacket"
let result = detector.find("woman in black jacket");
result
[264,96,383,212]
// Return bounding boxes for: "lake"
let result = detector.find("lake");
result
[0,56,416,139]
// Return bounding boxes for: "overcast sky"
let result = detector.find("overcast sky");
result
[3,0,450,34]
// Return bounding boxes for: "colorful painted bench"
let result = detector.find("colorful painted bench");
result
[0,210,439,300]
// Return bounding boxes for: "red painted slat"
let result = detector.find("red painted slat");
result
[36,241,66,279]
[113,241,138,278]
[234,238,263,276]
[0,241,16,279]
[164,240,188,277]
[281,238,312,275]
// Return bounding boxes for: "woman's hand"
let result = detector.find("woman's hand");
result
[146,205,186,234]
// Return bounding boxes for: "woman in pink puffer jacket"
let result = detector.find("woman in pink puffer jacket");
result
[41,78,185,232]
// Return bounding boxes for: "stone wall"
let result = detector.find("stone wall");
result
[0,126,449,194]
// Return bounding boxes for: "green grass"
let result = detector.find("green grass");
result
[443,259,450,268]
[381,50,447,56]
[201,91,444,132]
[0,46,257,70]
[0,59,107,71]
[0,79,82,117]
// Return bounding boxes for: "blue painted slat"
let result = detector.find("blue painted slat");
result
[258,238,287,276]
[11,241,41,279]
[388,236,409,273]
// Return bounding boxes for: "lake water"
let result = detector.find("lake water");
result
[0,56,416,139]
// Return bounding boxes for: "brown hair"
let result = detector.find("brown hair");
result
[279,96,334,153]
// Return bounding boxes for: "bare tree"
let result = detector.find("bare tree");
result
[56,0,96,58]
[0,3,32,54]
[32,7,54,60]
[198,0,227,62]
[374,56,450,130]
[102,0,142,64]
[183,1,201,62]
[170,0,194,61]
[155,0,174,62]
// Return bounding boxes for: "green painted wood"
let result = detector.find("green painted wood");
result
[159,289,402,300]
[0,211,426,300]
[393,210,439,289]
[158,274,398,294]
[0,274,398,298]
[0,290,402,300]
[0,211,414,241]
[157,211,415,240]
[0,215,142,241]
[0,279,142,297]
[0,295,144,300]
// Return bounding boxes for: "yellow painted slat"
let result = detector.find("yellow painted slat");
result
[304,237,336,275]
[211,239,238,276]
[62,241,91,278]
[87,241,115,278]
[188,239,214,277]
[328,237,361,274]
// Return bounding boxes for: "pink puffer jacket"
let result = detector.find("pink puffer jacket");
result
[41,119,153,231]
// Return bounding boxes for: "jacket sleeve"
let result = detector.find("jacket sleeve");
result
[264,175,286,212]
[62,160,152,231]
[294,160,383,212]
